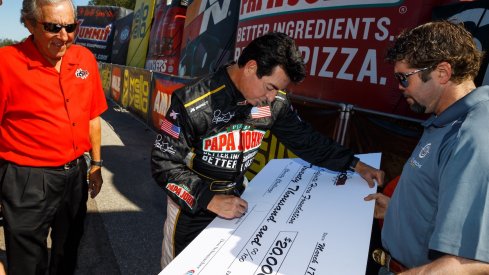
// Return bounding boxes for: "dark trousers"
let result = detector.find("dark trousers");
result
[0,158,88,275]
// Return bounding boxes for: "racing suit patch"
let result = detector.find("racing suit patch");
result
[166,183,195,208]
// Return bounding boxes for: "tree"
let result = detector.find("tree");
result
[0,38,19,47]
[88,0,136,10]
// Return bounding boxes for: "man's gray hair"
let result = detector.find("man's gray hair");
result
[21,0,76,26]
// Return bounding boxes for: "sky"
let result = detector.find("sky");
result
[0,0,90,41]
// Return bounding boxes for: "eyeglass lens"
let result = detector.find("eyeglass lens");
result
[42,22,77,33]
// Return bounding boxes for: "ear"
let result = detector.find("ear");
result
[434,62,452,85]
[244,60,258,77]
[25,20,36,34]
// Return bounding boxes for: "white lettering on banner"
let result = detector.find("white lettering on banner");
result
[153,90,171,115]
[111,74,121,91]
[300,46,386,85]
[199,0,232,35]
[146,59,168,73]
[270,17,390,41]
[235,17,392,85]
[239,0,399,20]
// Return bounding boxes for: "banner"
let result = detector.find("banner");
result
[98,62,112,98]
[122,67,152,121]
[150,72,192,131]
[111,65,124,105]
[75,6,132,62]
[111,12,134,65]
[236,0,459,119]
[433,1,489,86]
[126,0,156,68]
[145,1,187,74]
[179,0,240,77]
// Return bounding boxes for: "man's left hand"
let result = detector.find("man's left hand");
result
[355,161,384,188]
[88,166,103,198]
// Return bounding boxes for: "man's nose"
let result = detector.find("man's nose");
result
[266,90,278,103]
[59,28,69,41]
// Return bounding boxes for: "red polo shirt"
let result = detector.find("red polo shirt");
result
[0,36,108,166]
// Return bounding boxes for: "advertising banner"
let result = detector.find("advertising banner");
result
[433,1,489,86]
[75,6,131,62]
[236,0,458,119]
[126,0,156,68]
[111,65,124,105]
[111,12,134,65]
[179,0,241,77]
[150,72,192,131]
[98,62,112,98]
[122,67,152,121]
[160,154,380,275]
[145,1,187,75]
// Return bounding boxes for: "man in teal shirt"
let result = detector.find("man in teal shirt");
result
[365,21,489,274]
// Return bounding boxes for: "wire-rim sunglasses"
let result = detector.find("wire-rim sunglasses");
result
[394,66,433,88]
[38,22,78,34]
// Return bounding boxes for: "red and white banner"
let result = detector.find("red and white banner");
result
[236,0,459,119]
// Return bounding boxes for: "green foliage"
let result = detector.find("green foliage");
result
[87,0,136,10]
[0,38,20,47]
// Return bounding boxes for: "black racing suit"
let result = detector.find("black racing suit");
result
[151,65,358,267]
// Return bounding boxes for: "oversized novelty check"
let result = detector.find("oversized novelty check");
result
[159,153,380,275]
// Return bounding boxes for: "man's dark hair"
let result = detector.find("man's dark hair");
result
[237,32,306,83]
[386,21,484,83]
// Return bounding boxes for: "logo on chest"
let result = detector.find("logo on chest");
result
[203,127,265,153]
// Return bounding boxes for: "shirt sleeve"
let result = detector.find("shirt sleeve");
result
[430,129,489,263]
[270,96,354,171]
[151,95,215,214]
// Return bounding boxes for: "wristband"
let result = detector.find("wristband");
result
[90,160,103,167]
[348,157,359,172]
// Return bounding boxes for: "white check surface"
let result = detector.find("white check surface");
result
[160,153,380,275]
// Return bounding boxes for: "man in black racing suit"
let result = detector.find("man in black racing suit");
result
[151,32,384,268]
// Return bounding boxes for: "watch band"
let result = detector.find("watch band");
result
[90,160,103,167]
[348,157,359,172]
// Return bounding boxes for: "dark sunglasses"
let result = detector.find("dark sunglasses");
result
[394,66,433,88]
[38,22,77,33]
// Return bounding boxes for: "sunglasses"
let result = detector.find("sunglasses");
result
[38,22,77,34]
[394,66,432,88]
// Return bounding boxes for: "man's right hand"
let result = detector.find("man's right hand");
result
[207,194,248,219]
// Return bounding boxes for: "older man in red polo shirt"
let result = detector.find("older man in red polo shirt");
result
[0,0,107,274]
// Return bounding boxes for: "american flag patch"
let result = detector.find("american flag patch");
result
[250,106,271,119]
[161,118,180,139]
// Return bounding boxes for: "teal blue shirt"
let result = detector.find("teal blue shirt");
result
[382,86,489,268]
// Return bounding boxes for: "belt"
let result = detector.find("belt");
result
[52,157,83,170]
[372,249,408,274]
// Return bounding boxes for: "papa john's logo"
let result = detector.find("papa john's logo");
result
[75,68,89,79]
[418,143,431,159]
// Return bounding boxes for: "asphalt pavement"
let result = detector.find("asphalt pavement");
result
[0,100,167,275]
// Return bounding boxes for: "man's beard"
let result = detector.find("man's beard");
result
[409,101,426,113]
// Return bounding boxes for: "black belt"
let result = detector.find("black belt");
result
[52,156,83,170]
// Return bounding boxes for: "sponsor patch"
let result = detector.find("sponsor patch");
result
[161,118,180,139]
[250,105,271,119]
[75,68,89,79]
[166,183,194,208]
[203,129,265,153]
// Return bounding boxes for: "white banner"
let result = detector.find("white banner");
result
[160,153,380,275]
